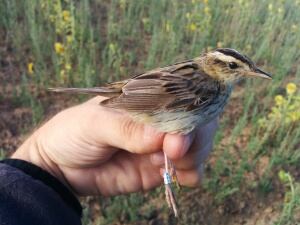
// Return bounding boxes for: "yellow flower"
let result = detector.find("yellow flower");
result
[62,10,70,21]
[60,69,65,79]
[65,63,72,71]
[291,24,298,32]
[27,62,34,74]
[207,46,213,51]
[120,0,126,10]
[286,83,297,95]
[204,6,210,15]
[165,22,170,32]
[268,4,273,11]
[246,44,252,51]
[188,23,197,32]
[56,28,62,34]
[289,112,299,122]
[54,42,64,54]
[109,43,116,53]
[49,15,55,23]
[275,95,284,106]
[267,112,274,119]
[258,118,266,127]
[142,17,149,25]
[41,2,46,9]
[66,35,73,43]
[278,170,290,183]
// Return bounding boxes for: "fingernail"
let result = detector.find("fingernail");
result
[181,133,194,156]
[150,152,165,166]
[159,168,165,176]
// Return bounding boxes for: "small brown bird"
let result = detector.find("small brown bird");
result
[50,48,271,133]
[50,48,271,216]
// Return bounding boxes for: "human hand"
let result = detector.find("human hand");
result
[12,96,218,196]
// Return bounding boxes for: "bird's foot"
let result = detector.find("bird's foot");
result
[163,153,179,217]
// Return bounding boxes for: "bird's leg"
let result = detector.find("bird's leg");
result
[168,158,180,190]
[163,152,178,217]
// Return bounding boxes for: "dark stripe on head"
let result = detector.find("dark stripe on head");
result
[216,48,254,68]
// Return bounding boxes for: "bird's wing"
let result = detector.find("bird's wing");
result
[101,61,222,112]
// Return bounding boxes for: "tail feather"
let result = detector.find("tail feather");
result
[48,87,121,97]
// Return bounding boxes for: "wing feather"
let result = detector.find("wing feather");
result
[101,61,222,113]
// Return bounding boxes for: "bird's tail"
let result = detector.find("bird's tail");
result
[48,87,121,97]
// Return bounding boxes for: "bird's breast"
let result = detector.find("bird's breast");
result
[130,90,231,134]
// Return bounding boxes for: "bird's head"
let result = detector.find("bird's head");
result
[200,48,272,84]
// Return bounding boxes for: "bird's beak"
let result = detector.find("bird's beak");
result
[245,67,272,80]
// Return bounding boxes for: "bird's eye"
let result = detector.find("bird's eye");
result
[229,62,238,69]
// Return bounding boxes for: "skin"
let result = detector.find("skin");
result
[12,96,218,197]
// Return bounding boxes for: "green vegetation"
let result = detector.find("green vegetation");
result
[0,149,5,160]
[275,171,300,225]
[1,0,299,224]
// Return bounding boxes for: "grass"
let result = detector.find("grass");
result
[1,0,300,224]
[0,149,5,160]
[275,171,300,225]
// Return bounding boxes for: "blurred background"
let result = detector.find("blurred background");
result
[0,0,299,224]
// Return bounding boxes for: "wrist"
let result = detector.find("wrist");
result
[11,131,70,189]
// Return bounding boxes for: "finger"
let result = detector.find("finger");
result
[173,118,218,167]
[173,138,213,170]
[163,132,195,160]
[162,118,218,161]
[82,97,165,154]
[64,152,162,196]
[150,151,165,166]
[160,167,203,187]
[161,118,218,169]
[175,165,204,187]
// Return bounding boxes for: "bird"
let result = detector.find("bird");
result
[49,48,272,216]
[50,48,271,134]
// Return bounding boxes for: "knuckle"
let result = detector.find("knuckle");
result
[119,117,163,153]
[120,118,140,151]
[175,151,198,170]
[190,175,201,187]
[186,170,201,187]
[121,118,135,138]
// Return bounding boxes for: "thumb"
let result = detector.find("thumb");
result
[85,96,165,154]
